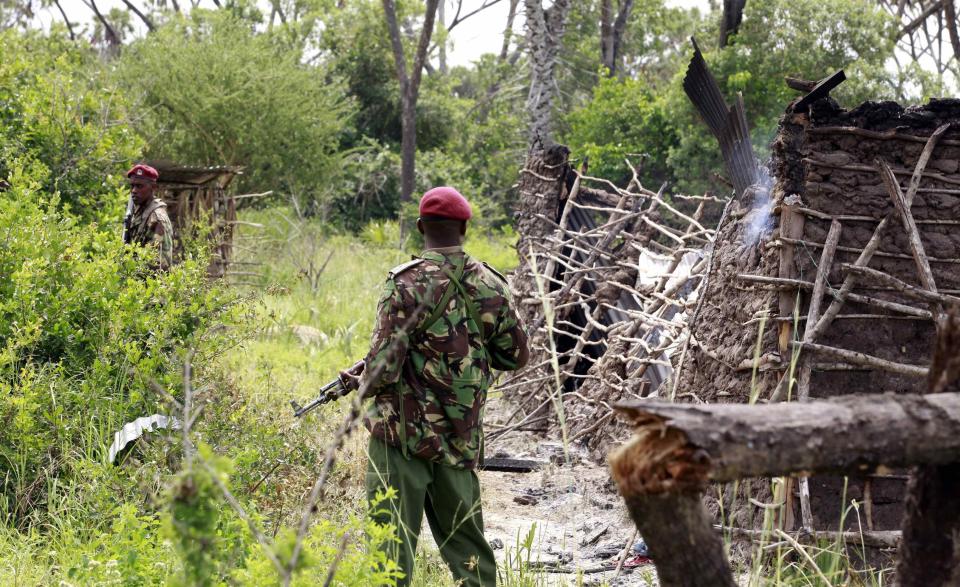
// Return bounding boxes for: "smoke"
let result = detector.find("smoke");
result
[742,168,775,248]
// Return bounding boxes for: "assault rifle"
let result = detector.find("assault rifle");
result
[289,377,350,418]
[122,194,134,244]
[289,360,362,418]
[289,362,545,473]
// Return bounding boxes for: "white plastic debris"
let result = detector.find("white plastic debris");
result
[108,414,182,464]
[635,248,701,291]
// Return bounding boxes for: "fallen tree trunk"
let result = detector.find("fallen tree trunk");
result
[609,392,960,586]
[611,392,960,488]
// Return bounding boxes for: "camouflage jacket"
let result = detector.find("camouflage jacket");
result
[130,198,174,271]
[361,246,528,469]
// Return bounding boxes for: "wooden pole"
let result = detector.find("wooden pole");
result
[878,159,943,320]
[795,219,842,529]
[898,309,960,586]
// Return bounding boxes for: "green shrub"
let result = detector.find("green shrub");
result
[0,160,236,527]
[0,29,142,223]
[330,143,495,232]
[563,74,676,187]
[117,9,354,212]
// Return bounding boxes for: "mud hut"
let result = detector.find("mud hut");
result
[498,145,721,457]
[150,162,242,277]
[503,72,960,547]
[673,97,960,534]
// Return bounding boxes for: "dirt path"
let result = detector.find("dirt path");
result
[473,400,659,586]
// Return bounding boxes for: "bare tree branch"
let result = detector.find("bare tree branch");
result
[382,0,410,88]
[448,0,504,32]
[499,0,520,60]
[271,0,287,24]
[84,0,121,50]
[120,0,156,32]
[943,0,960,64]
[601,0,635,75]
[53,0,77,40]
[898,0,944,39]
[381,0,441,206]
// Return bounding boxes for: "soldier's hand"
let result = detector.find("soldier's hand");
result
[339,360,365,391]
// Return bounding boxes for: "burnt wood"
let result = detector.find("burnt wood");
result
[793,70,846,113]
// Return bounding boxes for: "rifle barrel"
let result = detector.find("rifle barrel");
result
[290,377,348,418]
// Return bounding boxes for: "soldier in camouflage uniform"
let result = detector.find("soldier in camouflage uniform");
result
[342,186,529,587]
[125,164,174,271]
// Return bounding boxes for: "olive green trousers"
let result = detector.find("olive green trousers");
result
[366,437,496,587]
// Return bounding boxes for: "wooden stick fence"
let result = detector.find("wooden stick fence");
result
[504,148,725,446]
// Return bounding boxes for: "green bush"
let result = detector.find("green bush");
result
[331,139,404,230]
[117,9,355,213]
[563,75,676,187]
[0,160,236,527]
[330,142,493,232]
[0,29,142,223]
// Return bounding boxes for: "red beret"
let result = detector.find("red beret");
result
[419,186,472,221]
[126,164,159,183]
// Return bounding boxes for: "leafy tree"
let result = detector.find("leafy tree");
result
[0,30,142,222]
[554,0,705,113]
[563,0,904,194]
[445,56,529,223]
[117,9,354,214]
[319,1,404,146]
[564,75,676,186]
[663,0,899,194]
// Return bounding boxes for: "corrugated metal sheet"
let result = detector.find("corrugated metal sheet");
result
[683,38,758,198]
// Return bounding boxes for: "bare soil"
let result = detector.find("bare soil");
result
[478,398,657,585]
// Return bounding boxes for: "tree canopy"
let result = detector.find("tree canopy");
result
[4,0,944,222]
